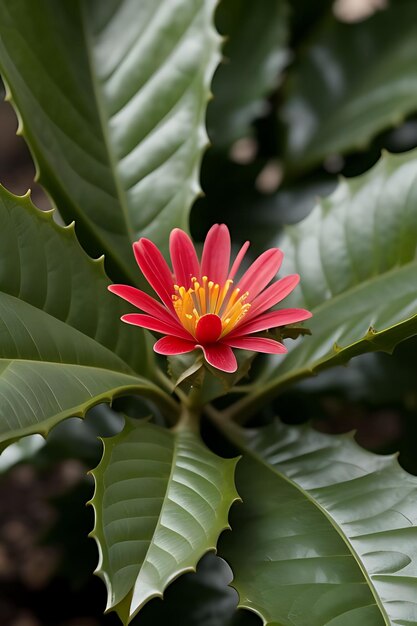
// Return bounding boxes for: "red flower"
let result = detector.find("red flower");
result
[109,225,311,373]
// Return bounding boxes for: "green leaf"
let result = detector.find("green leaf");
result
[89,419,239,624]
[208,0,289,148]
[0,0,220,283]
[0,187,175,446]
[218,420,417,626]
[0,185,147,375]
[224,150,417,423]
[282,2,417,171]
[0,297,156,446]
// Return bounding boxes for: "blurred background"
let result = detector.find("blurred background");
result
[1,0,417,623]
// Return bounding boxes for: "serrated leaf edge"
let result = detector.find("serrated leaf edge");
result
[0,375,153,453]
[88,418,240,624]
[218,419,417,626]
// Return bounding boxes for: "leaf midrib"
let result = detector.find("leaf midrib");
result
[112,425,181,617]
[137,426,180,601]
[223,423,389,625]
[264,257,417,386]
[298,255,417,321]
[0,291,136,375]
[79,0,135,245]
[0,357,143,379]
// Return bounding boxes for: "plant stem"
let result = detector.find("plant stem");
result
[154,366,175,393]
[172,403,200,434]
[172,367,207,432]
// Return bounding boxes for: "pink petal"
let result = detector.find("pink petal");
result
[228,240,250,281]
[108,284,176,324]
[154,336,197,356]
[198,343,237,373]
[195,314,222,344]
[200,224,231,285]
[245,274,300,320]
[228,308,312,337]
[237,248,284,300]
[121,313,193,340]
[133,239,175,310]
[224,336,287,354]
[169,228,200,289]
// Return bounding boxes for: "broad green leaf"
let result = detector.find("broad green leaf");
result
[0,293,160,445]
[0,0,220,283]
[229,150,417,421]
[0,187,175,445]
[208,0,289,148]
[282,1,417,171]
[89,419,239,624]
[218,420,417,626]
[0,185,147,375]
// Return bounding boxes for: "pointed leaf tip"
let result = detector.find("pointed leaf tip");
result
[90,420,239,623]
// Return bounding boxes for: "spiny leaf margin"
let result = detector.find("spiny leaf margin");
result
[0,184,148,375]
[218,418,417,626]
[89,418,240,624]
[229,149,417,422]
[0,0,222,283]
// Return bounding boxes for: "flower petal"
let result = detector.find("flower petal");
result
[154,336,196,356]
[228,240,250,281]
[195,314,222,344]
[237,248,284,300]
[198,343,237,373]
[121,313,193,340]
[246,274,300,320]
[201,224,231,285]
[224,336,287,354]
[108,284,176,324]
[133,239,174,310]
[169,228,200,288]
[228,308,312,337]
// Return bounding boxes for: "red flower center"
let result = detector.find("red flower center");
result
[195,314,222,344]
[172,276,250,340]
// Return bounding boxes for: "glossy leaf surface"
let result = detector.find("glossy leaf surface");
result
[0,287,156,446]
[219,420,417,625]
[0,185,146,374]
[0,187,167,446]
[0,0,220,283]
[90,419,239,624]
[257,150,417,396]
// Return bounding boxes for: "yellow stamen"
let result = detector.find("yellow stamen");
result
[172,275,250,339]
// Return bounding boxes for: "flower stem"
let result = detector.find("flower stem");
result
[172,403,201,433]
[173,366,207,431]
